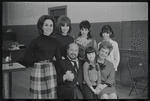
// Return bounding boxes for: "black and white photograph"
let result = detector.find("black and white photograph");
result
[2,2,148,100]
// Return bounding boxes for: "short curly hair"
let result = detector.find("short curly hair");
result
[99,25,114,38]
[98,40,113,55]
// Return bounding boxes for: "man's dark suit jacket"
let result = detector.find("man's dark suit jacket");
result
[56,57,84,99]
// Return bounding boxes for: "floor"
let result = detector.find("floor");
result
[9,68,148,99]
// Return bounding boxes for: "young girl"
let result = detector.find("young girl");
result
[23,15,66,99]
[75,20,98,61]
[53,15,74,58]
[97,40,117,99]
[98,25,120,71]
[83,46,101,99]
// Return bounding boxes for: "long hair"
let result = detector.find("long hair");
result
[85,46,99,71]
[37,15,56,36]
[78,20,92,39]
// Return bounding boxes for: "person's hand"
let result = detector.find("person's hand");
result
[66,70,72,74]
[95,88,101,95]
[62,56,65,60]
[96,84,101,90]
[92,89,97,94]
[90,86,96,94]
[65,70,74,81]
[99,84,107,90]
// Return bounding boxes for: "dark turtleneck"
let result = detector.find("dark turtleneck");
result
[53,34,74,57]
[23,34,62,66]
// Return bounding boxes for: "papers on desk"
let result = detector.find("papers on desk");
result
[8,44,26,50]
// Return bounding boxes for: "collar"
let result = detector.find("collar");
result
[40,34,52,39]
[60,33,68,37]
[104,38,113,43]
[109,38,113,43]
[67,55,78,62]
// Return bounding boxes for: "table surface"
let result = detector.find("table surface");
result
[5,48,26,51]
[3,62,26,73]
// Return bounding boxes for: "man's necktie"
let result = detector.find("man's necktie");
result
[72,61,78,73]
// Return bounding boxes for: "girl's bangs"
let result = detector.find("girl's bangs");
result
[86,48,96,54]
[102,30,110,33]
[61,20,70,26]
[81,25,90,30]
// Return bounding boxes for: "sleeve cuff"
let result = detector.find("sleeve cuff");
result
[105,82,112,87]
[101,81,112,87]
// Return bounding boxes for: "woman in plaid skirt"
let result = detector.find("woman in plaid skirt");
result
[23,15,67,99]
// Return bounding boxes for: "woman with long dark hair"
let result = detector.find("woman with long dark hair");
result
[75,20,98,61]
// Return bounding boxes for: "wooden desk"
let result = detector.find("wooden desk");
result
[3,62,26,99]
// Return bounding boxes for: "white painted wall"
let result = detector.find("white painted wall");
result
[2,2,148,26]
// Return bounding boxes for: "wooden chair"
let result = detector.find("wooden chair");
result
[127,57,148,99]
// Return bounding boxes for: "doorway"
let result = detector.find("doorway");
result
[48,5,67,21]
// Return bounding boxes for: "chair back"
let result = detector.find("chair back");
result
[127,57,147,78]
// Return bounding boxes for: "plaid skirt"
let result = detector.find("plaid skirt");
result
[30,62,57,99]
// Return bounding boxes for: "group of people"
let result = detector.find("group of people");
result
[23,14,120,99]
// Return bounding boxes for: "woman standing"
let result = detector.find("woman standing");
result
[98,25,120,71]
[23,15,65,99]
[75,20,98,61]
[53,15,74,58]
[52,15,74,89]
[97,41,117,99]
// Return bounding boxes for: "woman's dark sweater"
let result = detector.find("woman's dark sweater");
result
[23,34,64,68]
[53,34,74,57]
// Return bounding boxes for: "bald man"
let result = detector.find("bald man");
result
[57,43,85,99]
